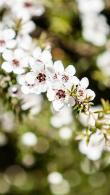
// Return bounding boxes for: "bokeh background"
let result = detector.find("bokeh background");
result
[1,0,110,194]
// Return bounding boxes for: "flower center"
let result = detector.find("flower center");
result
[0,40,5,46]
[78,89,84,96]
[37,73,46,82]
[12,59,19,67]
[24,2,32,7]
[62,75,69,82]
[53,73,58,79]
[56,89,66,99]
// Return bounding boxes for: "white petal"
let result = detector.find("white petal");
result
[25,72,36,85]
[33,47,42,59]
[42,50,52,60]
[80,77,89,89]
[65,65,76,75]
[54,60,64,73]
[86,89,95,100]
[2,49,13,61]
[29,57,43,72]
[4,29,15,40]
[53,100,64,111]
[1,62,13,73]
[21,86,30,94]
[13,67,25,74]
[6,40,16,49]
[17,75,26,85]
[47,89,55,101]
[21,21,35,34]
[14,49,26,59]
[68,96,75,106]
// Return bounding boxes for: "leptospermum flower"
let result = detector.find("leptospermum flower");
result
[47,84,75,111]
[2,49,29,74]
[18,61,49,94]
[0,29,16,53]
[76,77,95,101]
[3,14,36,35]
[47,60,79,88]
[79,130,105,160]
[11,0,45,21]
[31,47,53,68]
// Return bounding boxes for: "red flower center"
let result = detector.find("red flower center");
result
[62,75,69,82]
[12,59,19,67]
[24,2,32,7]
[0,40,5,46]
[37,73,46,82]
[56,89,66,99]
[78,89,84,96]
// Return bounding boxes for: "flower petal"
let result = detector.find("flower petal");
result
[80,77,89,89]
[54,60,64,73]
[4,29,15,40]
[1,62,13,73]
[65,65,76,75]
[53,100,64,111]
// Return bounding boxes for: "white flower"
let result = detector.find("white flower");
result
[47,85,75,111]
[79,131,105,160]
[11,0,45,21]
[0,111,15,132]
[82,14,109,46]
[50,106,73,128]
[79,106,100,127]
[19,61,48,94]
[2,49,29,74]
[31,47,53,68]
[77,0,105,14]
[0,0,6,7]
[59,127,72,140]
[21,132,38,147]
[17,35,36,52]
[0,28,16,53]
[97,50,110,76]
[21,94,43,115]
[3,14,36,35]
[47,60,78,88]
[48,172,63,184]
[77,77,95,101]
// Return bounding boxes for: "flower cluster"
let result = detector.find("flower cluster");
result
[2,0,110,163]
[76,0,109,46]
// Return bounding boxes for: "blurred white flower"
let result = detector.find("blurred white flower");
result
[51,106,73,128]
[17,35,36,52]
[3,14,36,35]
[48,172,63,185]
[10,0,45,21]
[22,154,35,167]
[82,14,109,46]
[21,94,43,115]
[59,127,72,140]
[0,0,6,7]
[79,106,100,127]
[0,133,7,146]
[0,111,15,132]
[0,29,16,53]
[21,132,38,147]
[97,50,110,76]
[79,131,105,160]
[76,0,105,14]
